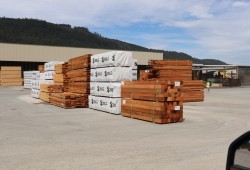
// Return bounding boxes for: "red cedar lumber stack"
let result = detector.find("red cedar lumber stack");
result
[0,66,23,86]
[40,84,64,102]
[121,80,184,124]
[49,54,91,108]
[140,60,204,102]
[54,63,69,92]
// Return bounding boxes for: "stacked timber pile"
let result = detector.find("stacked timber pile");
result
[31,71,41,98]
[0,66,23,86]
[89,51,133,115]
[121,80,183,124]
[182,80,204,102]
[50,93,88,109]
[54,63,69,92]
[140,60,204,102]
[23,71,33,89]
[39,61,62,101]
[40,84,63,102]
[49,54,91,108]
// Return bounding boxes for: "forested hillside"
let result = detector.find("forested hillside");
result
[0,17,226,65]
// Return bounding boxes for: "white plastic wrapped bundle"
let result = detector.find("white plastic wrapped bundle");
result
[132,70,138,80]
[90,82,121,97]
[31,89,40,99]
[132,59,138,70]
[90,67,132,82]
[44,61,64,71]
[88,95,121,115]
[31,71,40,80]
[44,71,55,80]
[24,83,31,89]
[40,73,46,80]
[31,80,40,89]
[91,51,133,68]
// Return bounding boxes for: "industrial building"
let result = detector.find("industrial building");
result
[0,43,163,71]
[1,42,249,86]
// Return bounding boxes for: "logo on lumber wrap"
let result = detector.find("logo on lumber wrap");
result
[91,99,98,104]
[95,71,102,77]
[112,55,115,61]
[100,100,108,106]
[110,101,117,108]
[104,71,112,77]
[92,58,99,64]
[107,87,114,93]
[102,56,109,62]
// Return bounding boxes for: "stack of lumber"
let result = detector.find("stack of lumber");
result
[40,84,63,102]
[121,80,183,124]
[67,54,91,95]
[183,80,204,102]
[49,54,91,108]
[49,93,88,109]
[54,63,69,92]
[145,60,192,81]
[140,60,204,102]
[0,66,23,86]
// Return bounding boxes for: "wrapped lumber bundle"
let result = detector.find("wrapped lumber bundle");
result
[132,59,138,80]
[89,51,133,115]
[121,99,183,124]
[50,92,88,109]
[121,80,183,124]
[183,80,204,102]
[88,95,121,115]
[54,63,69,92]
[0,66,23,86]
[121,80,182,102]
[91,51,133,68]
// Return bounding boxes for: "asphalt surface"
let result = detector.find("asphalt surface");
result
[0,86,250,170]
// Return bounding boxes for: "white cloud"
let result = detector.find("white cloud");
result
[0,0,250,64]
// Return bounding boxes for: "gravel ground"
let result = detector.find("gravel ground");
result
[0,86,249,170]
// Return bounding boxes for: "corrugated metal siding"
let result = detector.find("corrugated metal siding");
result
[0,43,163,65]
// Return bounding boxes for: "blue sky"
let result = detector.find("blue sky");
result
[1,0,250,65]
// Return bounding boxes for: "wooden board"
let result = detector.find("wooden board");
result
[183,91,204,102]
[1,82,23,86]
[53,73,68,83]
[67,69,90,79]
[68,54,91,70]
[1,74,21,79]
[0,70,22,75]
[121,99,183,124]
[1,78,23,83]
[38,65,45,73]
[55,63,68,74]
[40,84,64,93]
[0,66,21,71]
[68,82,90,94]
[40,91,50,102]
[121,80,183,102]
[49,92,88,108]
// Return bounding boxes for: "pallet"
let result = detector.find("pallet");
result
[121,99,183,124]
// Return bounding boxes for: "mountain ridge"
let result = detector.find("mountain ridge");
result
[0,17,227,65]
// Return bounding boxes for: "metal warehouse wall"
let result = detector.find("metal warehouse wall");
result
[0,43,163,65]
[238,66,250,86]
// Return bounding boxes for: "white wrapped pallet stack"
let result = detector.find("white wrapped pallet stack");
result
[31,71,41,98]
[89,51,133,115]
[24,71,38,89]
[132,59,138,80]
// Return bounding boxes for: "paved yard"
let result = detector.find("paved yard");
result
[0,86,249,170]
